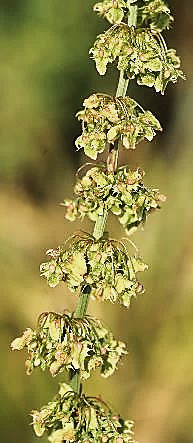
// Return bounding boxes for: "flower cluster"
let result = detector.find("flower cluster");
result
[40,236,148,307]
[11,312,126,379]
[75,93,161,159]
[31,382,136,442]
[93,0,173,31]
[64,166,165,234]
[90,24,184,94]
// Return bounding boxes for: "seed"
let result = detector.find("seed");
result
[164,69,170,78]
[127,124,135,133]
[136,282,143,293]
[49,264,56,273]
[95,252,102,262]
[99,49,104,57]
[79,204,87,212]
[100,346,107,355]
[112,414,120,420]
[139,53,147,61]
[127,178,136,185]
[75,342,83,352]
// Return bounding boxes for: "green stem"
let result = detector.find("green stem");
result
[116,70,129,98]
[75,285,91,318]
[70,371,81,393]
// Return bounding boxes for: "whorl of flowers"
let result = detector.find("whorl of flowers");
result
[31,382,136,442]
[11,312,126,379]
[40,235,148,307]
[64,166,166,234]
[93,0,173,31]
[75,93,162,159]
[90,24,184,94]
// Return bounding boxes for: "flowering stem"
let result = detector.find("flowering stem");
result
[70,11,137,392]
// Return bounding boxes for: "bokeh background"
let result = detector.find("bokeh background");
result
[1,1,193,442]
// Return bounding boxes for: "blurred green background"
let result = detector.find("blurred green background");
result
[1,1,193,442]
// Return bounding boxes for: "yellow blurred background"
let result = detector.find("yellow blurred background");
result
[1,1,193,442]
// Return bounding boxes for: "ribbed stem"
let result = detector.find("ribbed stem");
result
[93,209,108,240]
[116,70,129,98]
[75,285,91,318]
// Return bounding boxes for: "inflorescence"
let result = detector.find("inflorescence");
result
[11,0,184,441]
